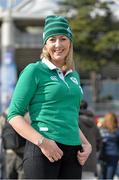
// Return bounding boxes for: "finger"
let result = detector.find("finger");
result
[56,152,62,159]
[51,141,63,157]
[53,154,60,161]
[56,147,63,157]
[48,156,55,163]
[77,154,85,160]
[78,153,88,159]
[53,152,62,161]
[78,158,83,166]
[79,161,85,166]
[77,150,85,155]
[77,158,85,166]
[77,154,86,162]
[77,152,87,159]
[77,157,84,163]
[78,157,84,162]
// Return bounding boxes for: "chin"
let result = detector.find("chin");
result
[54,56,65,61]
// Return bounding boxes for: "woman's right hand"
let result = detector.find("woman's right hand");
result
[38,138,63,162]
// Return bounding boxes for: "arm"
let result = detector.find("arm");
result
[77,128,92,166]
[9,115,44,145]
[9,115,63,162]
[8,65,63,162]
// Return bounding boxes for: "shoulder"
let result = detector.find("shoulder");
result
[20,60,44,76]
[23,60,41,72]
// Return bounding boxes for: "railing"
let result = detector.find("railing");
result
[15,31,43,48]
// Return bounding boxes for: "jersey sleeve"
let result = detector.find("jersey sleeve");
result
[7,64,39,121]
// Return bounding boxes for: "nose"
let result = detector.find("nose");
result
[55,39,61,47]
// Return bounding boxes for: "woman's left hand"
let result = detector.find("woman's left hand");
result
[77,143,92,166]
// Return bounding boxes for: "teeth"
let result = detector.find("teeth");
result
[55,51,62,53]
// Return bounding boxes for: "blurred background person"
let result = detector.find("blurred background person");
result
[97,117,105,128]
[1,110,29,179]
[98,112,119,179]
[79,100,102,179]
[0,112,6,179]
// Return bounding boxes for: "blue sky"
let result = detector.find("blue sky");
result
[0,0,22,9]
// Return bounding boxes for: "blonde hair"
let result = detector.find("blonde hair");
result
[103,112,118,133]
[40,43,75,71]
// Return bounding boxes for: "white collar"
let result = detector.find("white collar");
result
[42,58,73,75]
[42,58,57,70]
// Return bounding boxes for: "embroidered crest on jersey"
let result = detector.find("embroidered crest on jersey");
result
[70,77,78,85]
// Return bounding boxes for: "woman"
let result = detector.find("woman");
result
[7,15,92,179]
[99,112,119,179]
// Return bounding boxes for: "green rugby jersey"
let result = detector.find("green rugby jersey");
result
[8,59,83,145]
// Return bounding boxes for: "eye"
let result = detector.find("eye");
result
[49,37,55,42]
[61,37,67,41]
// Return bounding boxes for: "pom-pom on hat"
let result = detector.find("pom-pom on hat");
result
[43,15,73,44]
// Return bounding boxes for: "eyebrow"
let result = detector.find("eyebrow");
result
[49,35,67,38]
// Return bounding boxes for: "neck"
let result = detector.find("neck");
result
[51,60,65,69]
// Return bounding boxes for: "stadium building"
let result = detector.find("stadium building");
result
[0,0,119,115]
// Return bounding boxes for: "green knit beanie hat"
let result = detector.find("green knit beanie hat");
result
[43,15,73,44]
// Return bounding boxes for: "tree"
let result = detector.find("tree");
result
[58,0,119,102]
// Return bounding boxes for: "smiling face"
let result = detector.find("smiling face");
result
[45,35,71,68]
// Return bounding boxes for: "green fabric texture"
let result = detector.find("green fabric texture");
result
[43,15,73,44]
[8,60,83,145]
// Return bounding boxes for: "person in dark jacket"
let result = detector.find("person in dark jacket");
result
[79,100,102,179]
[99,112,119,179]
[0,113,6,179]
[1,111,29,179]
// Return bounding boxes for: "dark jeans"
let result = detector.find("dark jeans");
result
[23,141,82,179]
[100,155,118,179]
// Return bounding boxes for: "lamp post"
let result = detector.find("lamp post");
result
[0,0,17,112]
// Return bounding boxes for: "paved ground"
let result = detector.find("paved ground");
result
[82,171,119,179]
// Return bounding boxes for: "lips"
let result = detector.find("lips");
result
[54,49,64,54]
